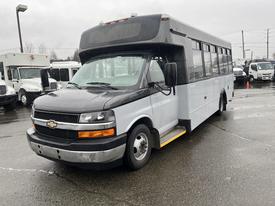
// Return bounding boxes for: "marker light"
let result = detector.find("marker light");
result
[78,128,115,139]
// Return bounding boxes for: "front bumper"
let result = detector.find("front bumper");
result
[0,94,17,106]
[26,128,127,164]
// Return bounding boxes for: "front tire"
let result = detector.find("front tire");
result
[124,124,152,170]
[20,90,30,106]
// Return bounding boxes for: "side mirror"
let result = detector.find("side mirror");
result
[164,63,177,87]
[40,69,49,91]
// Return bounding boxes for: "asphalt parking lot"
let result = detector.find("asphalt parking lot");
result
[1,82,275,206]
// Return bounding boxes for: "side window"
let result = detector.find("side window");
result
[251,64,257,71]
[0,62,4,80]
[60,68,69,81]
[7,68,12,80]
[191,40,204,80]
[203,44,212,77]
[218,48,226,75]
[12,69,19,80]
[149,60,165,83]
[211,45,219,75]
[49,68,60,81]
[227,49,233,73]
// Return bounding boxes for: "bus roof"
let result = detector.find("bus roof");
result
[79,14,231,59]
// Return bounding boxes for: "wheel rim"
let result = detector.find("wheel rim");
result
[21,95,27,105]
[133,132,149,161]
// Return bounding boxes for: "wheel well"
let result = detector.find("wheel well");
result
[127,117,159,149]
[18,89,26,101]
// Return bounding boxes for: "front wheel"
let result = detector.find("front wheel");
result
[249,75,254,82]
[20,90,30,106]
[124,124,152,170]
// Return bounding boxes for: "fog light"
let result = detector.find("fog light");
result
[78,128,115,138]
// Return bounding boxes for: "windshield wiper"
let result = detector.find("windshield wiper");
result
[85,82,118,90]
[67,82,81,89]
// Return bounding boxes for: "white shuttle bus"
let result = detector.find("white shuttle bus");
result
[49,61,81,87]
[0,53,59,106]
[27,14,234,170]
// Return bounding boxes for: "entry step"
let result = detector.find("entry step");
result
[160,127,187,148]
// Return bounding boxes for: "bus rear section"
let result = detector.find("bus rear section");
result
[26,14,233,170]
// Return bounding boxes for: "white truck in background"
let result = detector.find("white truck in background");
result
[0,53,60,106]
[0,72,17,110]
[50,61,80,87]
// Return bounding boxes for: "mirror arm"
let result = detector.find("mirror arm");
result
[153,82,172,96]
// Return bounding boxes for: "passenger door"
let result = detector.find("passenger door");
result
[11,68,20,92]
[148,59,178,135]
[250,64,258,79]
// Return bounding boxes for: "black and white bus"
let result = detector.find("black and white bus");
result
[27,14,234,170]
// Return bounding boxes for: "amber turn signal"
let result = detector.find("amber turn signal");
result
[78,128,115,139]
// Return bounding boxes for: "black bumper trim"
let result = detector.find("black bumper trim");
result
[27,128,127,151]
[0,94,17,106]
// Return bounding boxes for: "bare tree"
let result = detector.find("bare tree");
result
[50,50,58,60]
[72,49,80,62]
[38,44,47,54]
[24,42,34,53]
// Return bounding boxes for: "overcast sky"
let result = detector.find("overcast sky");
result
[1,0,274,60]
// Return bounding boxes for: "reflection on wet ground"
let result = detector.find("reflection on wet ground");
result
[234,80,275,89]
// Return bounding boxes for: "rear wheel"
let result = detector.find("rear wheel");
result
[217,95,226,115]
[124,124,152,170]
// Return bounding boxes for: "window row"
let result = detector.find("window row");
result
[190,40,233,81]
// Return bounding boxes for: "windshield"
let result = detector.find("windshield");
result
[258,63,273,70]
[70,55,147,89]
[19,68,41,79]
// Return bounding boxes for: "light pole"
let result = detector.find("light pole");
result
[16,4,28,53]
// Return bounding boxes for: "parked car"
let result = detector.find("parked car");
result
[0,73,17,110]
[233,65,247,82]
[248,62,274,82]
[0,53,60,106]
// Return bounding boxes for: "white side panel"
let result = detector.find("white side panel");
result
[112,97,153,135]
[150,91,178,135]
[177,74,234,131]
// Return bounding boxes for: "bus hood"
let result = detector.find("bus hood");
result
[33,88,149,113]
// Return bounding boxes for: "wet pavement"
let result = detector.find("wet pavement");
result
[1,82,275,205]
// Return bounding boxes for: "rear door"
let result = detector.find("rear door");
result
[148,59,178,135]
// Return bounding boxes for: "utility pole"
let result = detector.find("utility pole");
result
[251,51,253,60]
[241,30,245,59]
[267,29,269,59]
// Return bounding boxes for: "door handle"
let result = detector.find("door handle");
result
[204,96,207,99]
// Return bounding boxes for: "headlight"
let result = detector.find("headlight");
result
[79,110,115,123]
[31,104,35,117]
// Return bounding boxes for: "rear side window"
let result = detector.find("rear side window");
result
[0,62,4,80]
[60,68,69,81]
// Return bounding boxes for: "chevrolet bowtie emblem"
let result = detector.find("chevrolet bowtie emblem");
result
[46,120,57,129]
